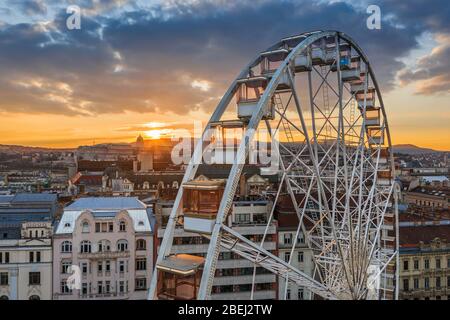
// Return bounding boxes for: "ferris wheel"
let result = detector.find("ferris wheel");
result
[148,30,399,300]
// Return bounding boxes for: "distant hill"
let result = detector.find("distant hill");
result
[392,144,446,154]
[0,144,75,153]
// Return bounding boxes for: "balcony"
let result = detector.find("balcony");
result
[213,274,276,286]
[78,250,130,260]
[80,292,129,300]
[211,290,276,300]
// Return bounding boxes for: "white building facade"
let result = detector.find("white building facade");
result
[53,197,155,300]
[0,221,53,300]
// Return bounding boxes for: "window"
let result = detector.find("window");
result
[424,277,430,289]
[81,262,88,274]
[29,295,40,300]
[403,279,409,291]
[105,260,111,272]
[98,240,111,252]
[298,288,304,300]
[136,258,147,271]
[135,278,147,291]
[414,278,419,289]
[119,220,126,232]
[424,259,430,269]
[413,260,419,270]
[136,239,146,250]
[119,261,125,273]
[0,272,8,286]
[236,213,250,224]
[119,281,125,293]
[95,222,113,233]
[436,259,441,269]
[4,252,8,263]
[82,221,90,233]
[436,277,441,289]
[403,260,409,271]
[447,258,450,268]
[98,281,103,294]
[61,261,71,274]
[36,251,41,263]
[284,252,290,263]
[82,283,88,295]
[286,289,291,300]
[61,241,72,253]
[29,272,40,285]
[80,241,91,253]
[298,252,304,263]
[283,233,292,245]
[29,252,34,263]
[61,281,72,294]
[117,240,128,252]
[105,281,111,294]
[98,261,103,273]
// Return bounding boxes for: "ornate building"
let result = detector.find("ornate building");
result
[53,197,156,300]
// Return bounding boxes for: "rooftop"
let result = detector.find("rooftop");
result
[56,197,154,235]
[400,224,450,247]
[66,197,146,211]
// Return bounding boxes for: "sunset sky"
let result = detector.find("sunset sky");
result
[0,0,449,150]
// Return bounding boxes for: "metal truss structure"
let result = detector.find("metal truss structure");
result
[148,30,399,300]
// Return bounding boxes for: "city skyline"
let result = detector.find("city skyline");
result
[0,0,449,150]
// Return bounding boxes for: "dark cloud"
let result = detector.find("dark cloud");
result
[398,34,450,94]
[0,0,448,117]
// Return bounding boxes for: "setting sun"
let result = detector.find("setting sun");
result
[145,129,172,139]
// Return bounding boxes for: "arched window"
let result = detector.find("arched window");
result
[136,239,146,250]
[80,240,91,253]
[0,295,9,300]
[119,220,126,232]
[172,181,179,189]
[117,239,128,252]
[81,221,90,233]
[143,181,150,190]
[29,295,40,300]
[98,240,111,252]
[61,241,72,253]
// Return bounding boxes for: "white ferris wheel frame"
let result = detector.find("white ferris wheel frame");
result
[148,30,400,301]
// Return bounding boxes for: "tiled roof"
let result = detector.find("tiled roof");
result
[400,224,450,246]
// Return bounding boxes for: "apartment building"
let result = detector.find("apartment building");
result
[277,213,314,300]
[52,197,155,300]
[0,221,53,300]
[399,217,450,300]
